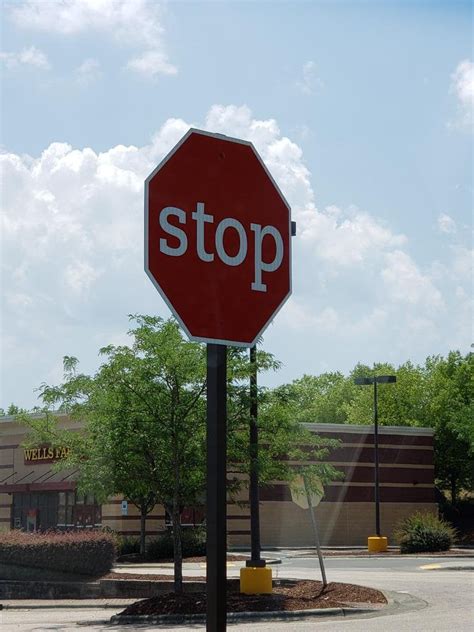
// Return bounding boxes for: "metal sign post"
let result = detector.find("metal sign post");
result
[247,344,265,568]
[206,344,227,631]
[144,128,293,628]
[303,475,327,588]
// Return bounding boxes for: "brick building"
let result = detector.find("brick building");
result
[0,414,436,545]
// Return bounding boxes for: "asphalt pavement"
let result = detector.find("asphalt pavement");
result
[1,552,473,631]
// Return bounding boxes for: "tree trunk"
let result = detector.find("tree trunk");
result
[450,475,457,506]
[140,508,147,556]
[172,502,183,593]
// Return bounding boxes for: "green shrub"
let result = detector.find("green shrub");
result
[146,526,206,561]
[0,529,116,577]
[182,525,206,557]
[146,530,174,560]
[118,536,141,556]
[395,512,456,553]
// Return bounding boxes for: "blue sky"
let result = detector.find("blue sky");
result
[1,0,472,410]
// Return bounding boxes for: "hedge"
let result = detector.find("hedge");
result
[0,529,117,577]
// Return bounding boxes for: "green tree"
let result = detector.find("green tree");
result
[345,361,428,427]
[26,315,207,593]
[425,351,474,505]
[344,354,474,505]
[23,316,342,593]
[270,372,356,425]
[226,358,343,499]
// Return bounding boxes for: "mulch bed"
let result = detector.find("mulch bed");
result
[104,572,206,581]
[117,579,387,615]
[117,553,247,564]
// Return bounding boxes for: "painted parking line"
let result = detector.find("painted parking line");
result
[419,563,442,570]
[199,563,236,568]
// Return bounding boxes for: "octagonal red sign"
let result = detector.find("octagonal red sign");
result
[145,128,292,347]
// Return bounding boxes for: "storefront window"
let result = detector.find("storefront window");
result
[57,491,74,527]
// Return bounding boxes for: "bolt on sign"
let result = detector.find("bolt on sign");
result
[145,129,292,346]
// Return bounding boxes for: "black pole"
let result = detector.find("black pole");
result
[247,345,265,567]
[373,378,381,537]
[206,344,227,632]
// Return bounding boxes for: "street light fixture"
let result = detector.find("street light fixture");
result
[354,374,397,550]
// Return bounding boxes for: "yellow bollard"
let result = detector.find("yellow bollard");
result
[367,536,388,553]
[240,566,273,594]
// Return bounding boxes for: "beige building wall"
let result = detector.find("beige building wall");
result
[1,416,436,546]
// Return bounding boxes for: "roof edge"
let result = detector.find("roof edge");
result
[302,422,434,436]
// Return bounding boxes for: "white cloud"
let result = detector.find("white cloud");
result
[0,46,50,70]
[1,104,471,409]
[126,50,177,77]
[281,300,340,332]
[296,61,321,95]
[9,0,176,78]
[450,59,473,130]
[437,213,457,234]
[75,58,101,85]
[63,260,101,295]
[382,250,444,309]
[297,205,407,266]
[450,246,473,281]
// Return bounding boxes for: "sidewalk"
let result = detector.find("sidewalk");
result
[277,547,474,558]
[1,599,135,610]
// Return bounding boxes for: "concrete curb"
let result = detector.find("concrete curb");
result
[108,590,394,625]
[109,605,379,625]
[1,602,135,610]
[108,590,428,625]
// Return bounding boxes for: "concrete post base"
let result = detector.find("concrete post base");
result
[240,566,273,594]
[368,536,388,552]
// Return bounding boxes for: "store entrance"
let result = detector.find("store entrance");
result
[12,491,102,531]
[13,492,59,531]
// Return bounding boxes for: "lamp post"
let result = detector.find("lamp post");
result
[240,345,272,595]
[354,374,396,550]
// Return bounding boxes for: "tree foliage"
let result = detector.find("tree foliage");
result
[276,351,474,505]
[21,315,341,591]
[24,315,207,593]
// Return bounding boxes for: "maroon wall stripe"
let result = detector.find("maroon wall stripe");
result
[228,530,251,536]
[0,445,18,451]
[323,485,436,503]
[259,483,435,504]
[0,518,10,523]
[0,464,13,469]
[0,481,76,493]
[331,465,434,484]
[311,432,433,446]
[327,446,433,465]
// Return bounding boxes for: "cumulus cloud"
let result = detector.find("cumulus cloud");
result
[75,58,101,85]
[382,250,444,309]
[437,213,457,234]
[296,61,321,95]
[9,0,176,78]
[126,50,178,77]
[1,104,471,408]
[450,59,473,130]
[297,205,407,266]
[0,45,50,70]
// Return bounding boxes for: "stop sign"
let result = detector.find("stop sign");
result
[145,128,291,347]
